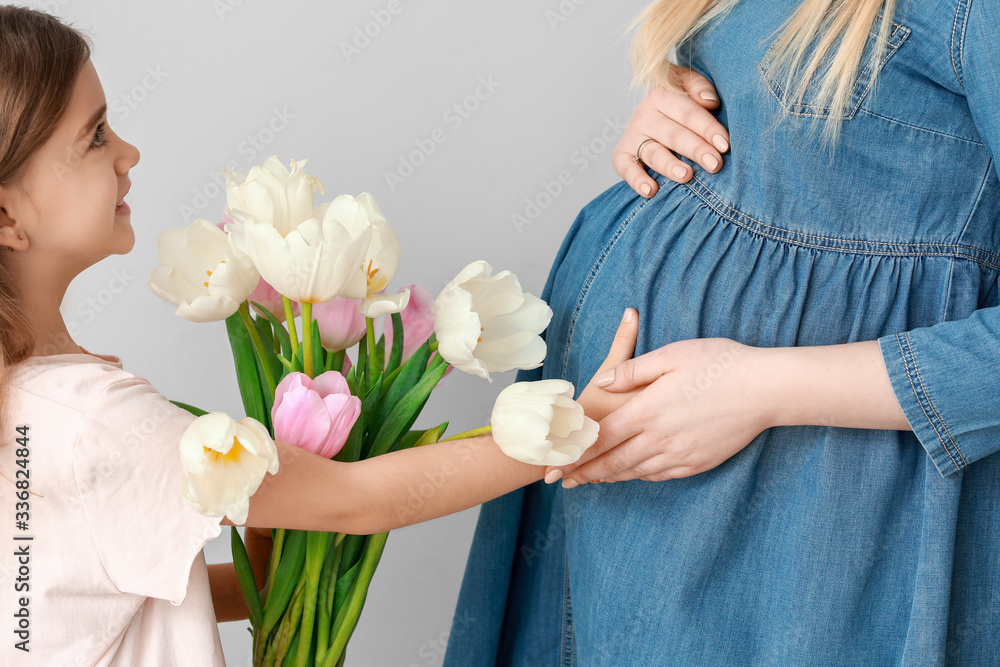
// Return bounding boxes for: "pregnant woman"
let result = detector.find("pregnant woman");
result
[445,0,1000,664]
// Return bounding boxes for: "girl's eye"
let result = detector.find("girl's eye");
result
[89,122,107,150]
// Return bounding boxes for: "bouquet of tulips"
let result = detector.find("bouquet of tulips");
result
[148,156,599,666]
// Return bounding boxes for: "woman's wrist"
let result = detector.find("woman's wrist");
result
[751,340,910,431]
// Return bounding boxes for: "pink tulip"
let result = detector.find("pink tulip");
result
[382,284,435,363]
[271,371,361,459]
[313,296,367,352]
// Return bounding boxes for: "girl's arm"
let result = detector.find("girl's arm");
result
[220,308,641,533]
[222,434,544,534]
[208,527,271,622]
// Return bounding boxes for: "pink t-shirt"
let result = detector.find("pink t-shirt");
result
[0,346,226,666]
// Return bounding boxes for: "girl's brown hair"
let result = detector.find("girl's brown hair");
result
[0,6,91,445]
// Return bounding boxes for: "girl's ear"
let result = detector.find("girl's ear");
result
[0,186,25,251]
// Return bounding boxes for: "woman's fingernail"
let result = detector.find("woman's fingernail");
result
[624,308,634,323]
[544,469,564,484]
[700,90,719,102]
[562,478,580,489]
[713,134,729,152]
[640,182,651,197]
[704,154,720,171]
[594,370,615,387]
[672,165,687,179]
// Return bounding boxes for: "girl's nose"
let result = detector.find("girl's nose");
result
[117,137,140,173]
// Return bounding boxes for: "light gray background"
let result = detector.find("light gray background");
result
[24,0,649,664]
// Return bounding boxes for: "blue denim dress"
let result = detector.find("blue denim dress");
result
[444,0,1000,664]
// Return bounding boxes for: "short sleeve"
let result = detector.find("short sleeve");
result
[876,0,1000,479]
[72,375,222,605]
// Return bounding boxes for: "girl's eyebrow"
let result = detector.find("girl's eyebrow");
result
[75,103,107,142]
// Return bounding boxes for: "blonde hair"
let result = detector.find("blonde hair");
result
[0,7,92,446]
[629,0,898,147]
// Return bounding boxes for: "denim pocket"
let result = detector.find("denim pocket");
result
[758,20,911,120]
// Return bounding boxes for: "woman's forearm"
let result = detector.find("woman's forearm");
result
[758,340,910,431]
[343,433,544,534]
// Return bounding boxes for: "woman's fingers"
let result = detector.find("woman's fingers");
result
[615,75,730,198]
[676,66,722,111]
[561,431,650,487]
[592,344,676,393]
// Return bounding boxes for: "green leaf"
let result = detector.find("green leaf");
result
[358,377,383,460]
[413,421,449,448]
[374,333,386,375]
[311,320,325,378]
[375,342,431,426]
[230,527,263,629]
[332,560,362,619]
[251,300,294,361]
[260,529,308,638]
[386,312,404,372]
[225,310,269,426]
[369,361,448,458]
[169,400,208,417]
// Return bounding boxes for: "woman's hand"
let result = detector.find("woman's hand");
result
[552,337,773,487]
[614,65,730,199]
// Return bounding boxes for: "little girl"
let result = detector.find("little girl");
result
[0,7,632,665]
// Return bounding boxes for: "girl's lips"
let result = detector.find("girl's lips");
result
[115,201,131,215]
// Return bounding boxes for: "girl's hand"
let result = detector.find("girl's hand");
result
[573,308,642,423]
[541,308,642,485]
[244,526,273,589]
[614,66,730,199]
[554,337,773,487]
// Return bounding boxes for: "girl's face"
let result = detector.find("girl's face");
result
[5,58,140,277]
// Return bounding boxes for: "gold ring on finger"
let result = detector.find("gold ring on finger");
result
[633,138,656,166]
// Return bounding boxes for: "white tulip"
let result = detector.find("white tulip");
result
[224,156,324,237]
[346,193,410,318]
[225,197,373,304]
[490,379,599,466]
[179,412,279,525]
[433,260,552,381]
[148,219,260,323]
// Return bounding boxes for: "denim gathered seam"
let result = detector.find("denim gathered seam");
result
[561,553,574,667]
[683,175,1000,270]
[561,193,653,378]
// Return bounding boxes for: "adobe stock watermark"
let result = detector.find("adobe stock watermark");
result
[407,611,477,667]
[383,75,502,192]
[393,438,476,525]
[511,116,626,234]
[109,65,168,125]
[179,107,295,223]
[214,0,252,21]
[340,0,409,63]
[546,0,589,31]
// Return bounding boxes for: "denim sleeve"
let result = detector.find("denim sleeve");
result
[876,0,1000,478]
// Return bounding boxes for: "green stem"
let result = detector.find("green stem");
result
[440,425,492,442]
[302,301,314,378]
[365,317,376,385]
[283,296,300,360]
[429,340,439,352]
[321,532,389,666]
[292,531,328,666]
[238,301,278,399]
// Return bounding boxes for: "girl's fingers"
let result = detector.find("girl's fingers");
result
[545,309,640,481]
